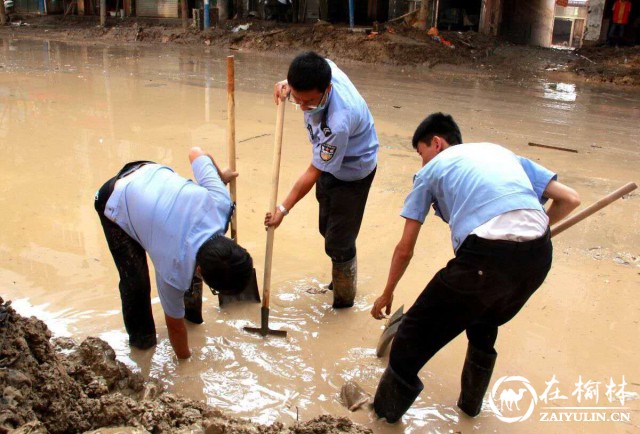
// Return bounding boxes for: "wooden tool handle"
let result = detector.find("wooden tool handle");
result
[551,182,637,238]
[227,55,238,241]
[263,95,286,309]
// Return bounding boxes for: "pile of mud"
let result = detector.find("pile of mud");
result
[2,16,499,67]
[5,15,639,86]
[570,45,640,86]
[0,297,372,434]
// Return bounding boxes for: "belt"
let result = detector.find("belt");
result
[461,227,551,252]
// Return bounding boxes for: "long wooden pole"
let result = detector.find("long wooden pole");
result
[227,56,238,242]
[551,182,637,237]
[263,97,286,310]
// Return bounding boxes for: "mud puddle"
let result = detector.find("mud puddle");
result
[1,38,639,433]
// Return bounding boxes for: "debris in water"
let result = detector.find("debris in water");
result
[340,381,371,412]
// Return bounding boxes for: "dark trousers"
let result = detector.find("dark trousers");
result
[389,230,553,383]
[315,168,376,263]
[607,23,626,44]
[94,161,157,346]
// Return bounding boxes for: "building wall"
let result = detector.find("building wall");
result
[14,0,40,13]
[584,0,606,41]
[500,0,554,46]
[136,0,178,17]
[306,0,319,20]
[388,0,409,19]
[479,0,502,35]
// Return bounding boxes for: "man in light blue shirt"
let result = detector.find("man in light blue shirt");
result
[94,147,253,359]
[370,113,581,422]
[265,51,379,309]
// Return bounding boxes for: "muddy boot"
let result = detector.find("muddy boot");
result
[129,334,157,349]
[332,257,357,309]
[184,276,204,324]
[374,365,424,423]
[457,343,497,417]
[120,282,157,350]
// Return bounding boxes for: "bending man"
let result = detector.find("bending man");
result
[95,147,253,359]
[371,113,580,422]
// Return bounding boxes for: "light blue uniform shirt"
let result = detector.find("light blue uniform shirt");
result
[401,143,557,252]
[306,60,379,181]
[104,156,231,318]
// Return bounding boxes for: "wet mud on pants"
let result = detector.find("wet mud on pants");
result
[315,167,376,263]
[94,161,158,349]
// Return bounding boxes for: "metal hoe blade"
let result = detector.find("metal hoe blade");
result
[244,306,287,337]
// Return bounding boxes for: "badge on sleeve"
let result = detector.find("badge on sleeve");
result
[320,143,337,161]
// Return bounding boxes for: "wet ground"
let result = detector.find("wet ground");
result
[1,38,639,433]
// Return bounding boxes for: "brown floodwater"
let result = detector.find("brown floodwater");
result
[1,38,639,433]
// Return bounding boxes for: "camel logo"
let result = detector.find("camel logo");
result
[489,376,538,423]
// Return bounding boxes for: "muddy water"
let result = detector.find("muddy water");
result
[1,38,639,433]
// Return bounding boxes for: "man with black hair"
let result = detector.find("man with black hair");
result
[95,147,253,359]
[370,113,581,422]
[264,51,379,309]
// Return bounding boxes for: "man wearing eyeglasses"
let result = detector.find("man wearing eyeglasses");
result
[264,51,379,309]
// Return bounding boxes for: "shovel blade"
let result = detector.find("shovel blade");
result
[375,305,405,358]
[218,268,261,307]
[387,305,405,327]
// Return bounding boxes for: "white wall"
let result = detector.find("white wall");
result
[585,0,606,41]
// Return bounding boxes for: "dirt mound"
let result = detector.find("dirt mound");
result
[0,297,372,434]
[225,22,498,67]
[570,45,640,85]
[4,16,639,86]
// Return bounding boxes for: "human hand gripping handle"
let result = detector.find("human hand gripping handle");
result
[264,209,285,229]
[219,168,239,185]
[371,291,394,320]
[273,80,291,105]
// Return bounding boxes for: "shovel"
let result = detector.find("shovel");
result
[243,89,288,338]
[375,181,638,357]
[218,55,261,308]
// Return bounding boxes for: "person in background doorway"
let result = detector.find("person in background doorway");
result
[607,0,632,45]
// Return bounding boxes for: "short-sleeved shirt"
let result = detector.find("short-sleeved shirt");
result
[305,60,379,182]
[104,156,231,318]
[401,142,557,252]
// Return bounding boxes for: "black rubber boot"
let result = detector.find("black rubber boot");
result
[332,257,357,309]
[457,343,497,417]
[374,365,424,423]
[129,334,157,349]
[184,276,204,324]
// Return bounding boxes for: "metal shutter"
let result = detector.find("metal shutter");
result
[136,0,179,17]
